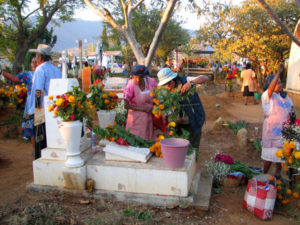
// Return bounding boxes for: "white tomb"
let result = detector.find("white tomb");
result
[286,19,300,94]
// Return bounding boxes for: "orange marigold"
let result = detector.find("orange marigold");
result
[159,104,164,109]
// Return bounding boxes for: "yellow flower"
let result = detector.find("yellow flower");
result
[9,103,13,106]
[68,96,75,103]
[53,111,58,116]
[275,149,283,158]
[169,131,174,136]
[168,121,176,127]
[294,151,300,159]
[158,135,165,141]
[287,189,292,195]
[55,98,64,106]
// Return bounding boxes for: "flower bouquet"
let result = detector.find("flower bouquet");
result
[48,86,93,122]
[48,86,94,167]
[89,79,119,128]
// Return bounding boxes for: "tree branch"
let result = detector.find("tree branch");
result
[257,0,300,48]
[84,0,121,29]
[132,0,144,10]
[23,8,40,21]
[145,0,178,67]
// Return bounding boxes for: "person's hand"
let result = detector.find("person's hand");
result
[277,62,284,74]
[181,82,191,94]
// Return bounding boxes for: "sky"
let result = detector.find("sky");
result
[74,4,202,30]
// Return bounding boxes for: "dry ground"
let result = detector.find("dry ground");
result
[0,81,299,225]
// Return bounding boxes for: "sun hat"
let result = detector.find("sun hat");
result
[130,65,146,76]
[29,44,54,56]
[157,67,178,86]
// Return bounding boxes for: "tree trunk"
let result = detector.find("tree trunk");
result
[12,41,30,74]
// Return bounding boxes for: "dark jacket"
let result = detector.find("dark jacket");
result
[178,76,206,136]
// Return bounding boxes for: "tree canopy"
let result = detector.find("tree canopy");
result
[0,0,84,74]
[196,0,300,84]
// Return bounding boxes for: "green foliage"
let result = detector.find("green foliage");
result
[101,24,109,50]
[93,124,154,148]
[205,160,231,187]
[0,110,23,138]
[253,138,262,152]
[227,120,247,135]
[229,160,261,180]
[123,207,152,222]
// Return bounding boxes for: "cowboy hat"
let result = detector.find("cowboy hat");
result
[29,44,53,56]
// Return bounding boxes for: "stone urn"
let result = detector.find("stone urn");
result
[58,120,84,168]
[97,109,116,128]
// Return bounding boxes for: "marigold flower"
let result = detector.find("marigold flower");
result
[293,192,299,198]
[287,189,292,195]
[102,94,107,99]
[159,104,164,109]
[68,96,75,103]
[104,100,110,104]
[158,135,165,141]
[277,180,282,185]
[168,121,176,127]
[107,124,111,128]
[48,95,53,100]
[294,151,300,159]
[277,186,282,190]
[48,105,54,112]
[53,111,58,116]
[150,92,154,97]
[277,194,283,199]
[275,149,283,158]
[169,131,174,136]
[281,199,290,204]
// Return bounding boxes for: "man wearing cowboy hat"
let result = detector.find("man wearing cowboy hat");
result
[157,67,208,149]
[27,44,62,159]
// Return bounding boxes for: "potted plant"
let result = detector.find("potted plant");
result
[89,79,119,128]
[48,86,93,168]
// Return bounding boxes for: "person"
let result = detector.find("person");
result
[241,62,258,105]
[28,44,62,159]
[157,67,208,149]
[261,63,294,179]
[1,58,37,147]
[122,61,129,75]
[123,65,157,140]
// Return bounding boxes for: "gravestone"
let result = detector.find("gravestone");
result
[42,51,90,160]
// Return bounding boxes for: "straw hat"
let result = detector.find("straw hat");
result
[29,44,53,56]
[157,68,178,86]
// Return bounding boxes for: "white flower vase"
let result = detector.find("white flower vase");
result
[97,110,116,128]
[58,120,84,168]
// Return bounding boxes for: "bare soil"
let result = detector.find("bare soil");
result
[0,81,299,225]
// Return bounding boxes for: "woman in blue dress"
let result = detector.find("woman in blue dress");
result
[1,58,37,147]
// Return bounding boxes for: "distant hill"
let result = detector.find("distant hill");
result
[50,19,103,52]
[50,19,196,52]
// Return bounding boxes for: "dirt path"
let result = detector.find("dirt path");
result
[0,83,299,224]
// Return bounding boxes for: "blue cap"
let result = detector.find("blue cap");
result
[130,65,146,76]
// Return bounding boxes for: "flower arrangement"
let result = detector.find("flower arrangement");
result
[179,57,209,69]
[93,123,154,148]
[151,86,196,122]
[91,67,106,83]
[0,83,26,107]
[48,86,93,122]
[89,79,119,111]
[275,117,300,170]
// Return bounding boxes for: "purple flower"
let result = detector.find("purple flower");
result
[215,154,234,164]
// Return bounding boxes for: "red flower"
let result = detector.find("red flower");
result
[69,115,75,121]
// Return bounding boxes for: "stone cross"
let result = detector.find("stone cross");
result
[59,51,69,78]
[96,40,103,67]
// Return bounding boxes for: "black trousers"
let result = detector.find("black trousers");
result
[34,123,47,159]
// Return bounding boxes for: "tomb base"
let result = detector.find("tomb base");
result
[30,147,212,208]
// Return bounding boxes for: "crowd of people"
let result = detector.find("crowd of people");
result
[0,43,296,179]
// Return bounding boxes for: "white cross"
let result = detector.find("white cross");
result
[59,51,69,79]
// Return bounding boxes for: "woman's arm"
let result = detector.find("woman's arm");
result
[268,63,283,98]
[2,70,19,82]
[124,100,152,113]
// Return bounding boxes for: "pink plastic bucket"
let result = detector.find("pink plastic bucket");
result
[160,138,190,169]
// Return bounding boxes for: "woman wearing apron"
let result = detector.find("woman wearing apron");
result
[123,65,157,140]
[261,63,294,178]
